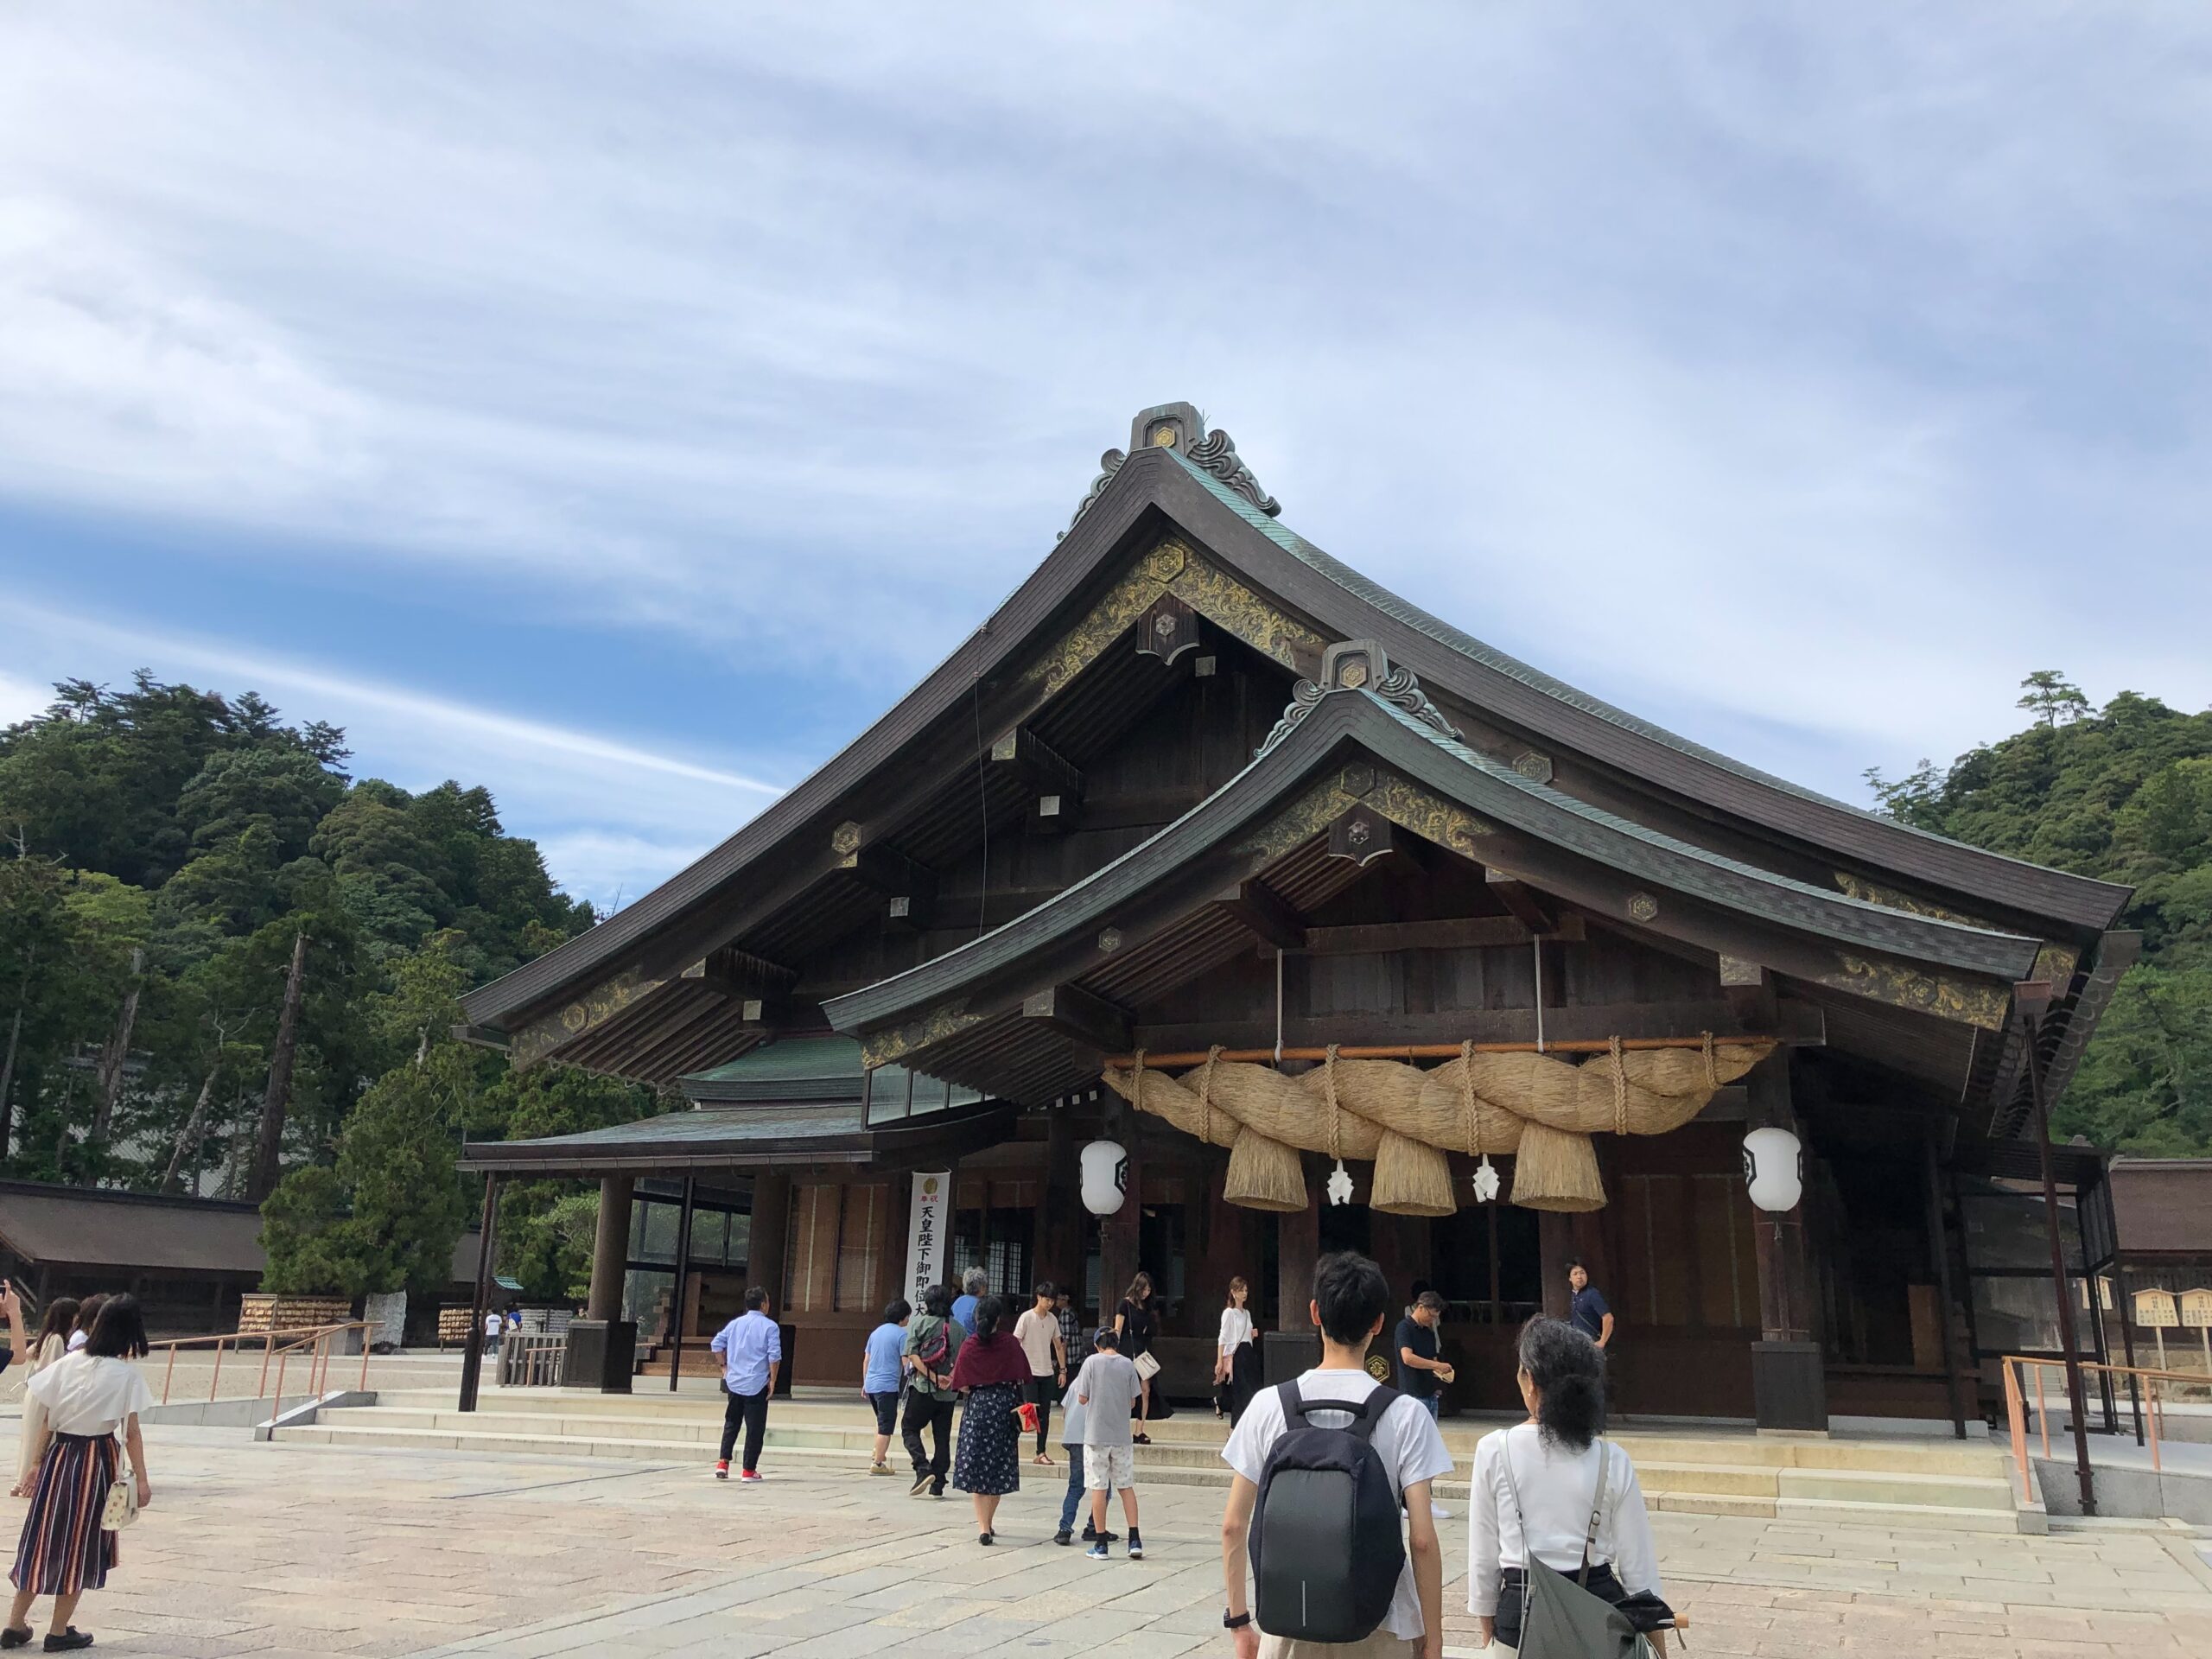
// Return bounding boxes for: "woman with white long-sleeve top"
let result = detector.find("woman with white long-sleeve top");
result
[1468,1317,1665,1655]
[1211,1276,1259,1424]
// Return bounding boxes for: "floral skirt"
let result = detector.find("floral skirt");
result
[12,1433,118,1596]
[951,1382,1021,1497]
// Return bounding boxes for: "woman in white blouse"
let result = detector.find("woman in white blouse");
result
[6,1294,154,1654]
[1468,1318,1665,1655]
[1212,1276,1260,1425]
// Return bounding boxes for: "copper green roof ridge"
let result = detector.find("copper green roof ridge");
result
[1357,693,2043,951]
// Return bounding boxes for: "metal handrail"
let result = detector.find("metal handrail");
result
[1999,1353,2198,1503]
[148,1321,376,1406]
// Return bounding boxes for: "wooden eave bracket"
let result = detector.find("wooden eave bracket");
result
[1211,878,1308,950]
[1020,983,1132,1054]
[1484,868,1558,932]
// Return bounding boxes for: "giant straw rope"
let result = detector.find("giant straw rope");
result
[1100,1036,1770,1214]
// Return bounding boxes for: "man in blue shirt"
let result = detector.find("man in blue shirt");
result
[950,1267,987,1336]
[1567,1261,1613,1349]
[711,1287,782,1481]
[861,1298,911,1475]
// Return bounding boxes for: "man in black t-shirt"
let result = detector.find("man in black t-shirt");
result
[1567,1260,1614,1349]
[1394,1290,1455,1520]
[1394,1290,1453,1414]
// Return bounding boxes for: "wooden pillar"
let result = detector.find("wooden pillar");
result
[1746,1056,1825,1431]
[1035,1107,1082,1293]
[665,1176,696,1393]
[1276,1160,1320,1332]
[586,1174,633,1322]
[747,1170,791,1305]
[458,1175,502,1413]
[1920,1131,1967,1440]
[1537,1211,1573,1319]
[1101,1106,1141,1319]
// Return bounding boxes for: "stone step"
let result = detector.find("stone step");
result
[1770,1496,2028,1535]
[1775,1466,2017,1511]
[371,1389,2007,1476]
[283,1408,2024,1532]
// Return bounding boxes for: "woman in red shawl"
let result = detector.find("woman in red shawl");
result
[948,1294,1031,1543]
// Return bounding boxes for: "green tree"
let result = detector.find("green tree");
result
[1866,679,2212,1153]
[2017,670,2094,729]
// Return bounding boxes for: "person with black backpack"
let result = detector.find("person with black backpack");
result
[1219,1252,1453,1659]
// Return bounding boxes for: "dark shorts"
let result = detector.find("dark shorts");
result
[867,1390,899,1434]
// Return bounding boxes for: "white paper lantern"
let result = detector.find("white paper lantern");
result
[1081,1139,1128,1216]
[1742,1126,1803,1213]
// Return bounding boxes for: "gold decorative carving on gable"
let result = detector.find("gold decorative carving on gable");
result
[1833,872,1989,930]
[1228,779,1358,863]
[2032,942,2081,992]
[1824,955,2011,1030]
[860,1004,989,1070]
[1017,539,1326,709]
[1021,563,1172,702]
[1363,773,1495,861]
[1166,556,1327,672]
[510,966,664,1069]
[1142,541,1188,582]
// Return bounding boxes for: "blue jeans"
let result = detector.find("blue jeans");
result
[1419,1395,1440,1421]
[1058,1446,1087,1533]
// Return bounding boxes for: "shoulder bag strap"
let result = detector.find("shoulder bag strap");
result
[1578,1436,1612,1587]
[1495,1430,1536,1635]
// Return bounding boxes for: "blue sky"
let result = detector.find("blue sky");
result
[4,6,2209,911]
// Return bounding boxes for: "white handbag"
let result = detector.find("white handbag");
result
[1132,1351,1161,1382]
[100,1436,139,1531]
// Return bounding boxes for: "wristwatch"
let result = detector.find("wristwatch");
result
[1223,1612,1252,1630]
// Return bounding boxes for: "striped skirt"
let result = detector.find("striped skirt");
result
[11,1433,118,1597]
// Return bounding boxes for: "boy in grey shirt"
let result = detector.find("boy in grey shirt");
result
[1071,1329,1144,1560]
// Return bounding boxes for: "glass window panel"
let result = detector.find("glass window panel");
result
[1962,1193,2078,1273]
[624,1268,676,1344]
[634,1200,680,1265]
[1969,1274,2095,1356]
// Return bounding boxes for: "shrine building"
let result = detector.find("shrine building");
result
[454,403,2137,1433]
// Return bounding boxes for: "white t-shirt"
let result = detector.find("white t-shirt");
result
[1222,1367,1457,1641]
[25,1352,153,1438]
[1465,1422,1661,1617]
[65,1331,87,1352]
[1217,1306,1255,1356]
[1012,1308,1060,1376]
[485,1313,502,1337]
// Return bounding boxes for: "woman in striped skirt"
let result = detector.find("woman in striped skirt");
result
[6,1295,152,1654]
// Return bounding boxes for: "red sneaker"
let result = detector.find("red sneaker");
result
[714,1460,730,1479]
[739,1470,765,1484]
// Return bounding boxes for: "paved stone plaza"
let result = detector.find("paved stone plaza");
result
[15,1423,2204,1658]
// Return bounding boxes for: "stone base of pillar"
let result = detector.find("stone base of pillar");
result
[1751,1339,1827,1432]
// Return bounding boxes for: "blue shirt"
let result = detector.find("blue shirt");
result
[1569,1286,1611,1341]
[710,1310,782,1395]
[951,1294,980,1333]
[862,1322,907,1394]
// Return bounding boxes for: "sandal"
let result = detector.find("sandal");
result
[1132,1432,1151,1445]
[1033,1454,1056,1466]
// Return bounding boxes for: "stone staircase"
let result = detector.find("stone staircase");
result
[267,1386,2033,1533]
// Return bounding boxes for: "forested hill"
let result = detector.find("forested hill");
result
[0,673,652,1301]
[1868,672,2212,1155]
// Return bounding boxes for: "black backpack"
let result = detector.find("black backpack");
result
[1249,1382,1407,1643]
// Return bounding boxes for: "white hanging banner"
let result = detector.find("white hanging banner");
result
[905,1171,951,1304]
